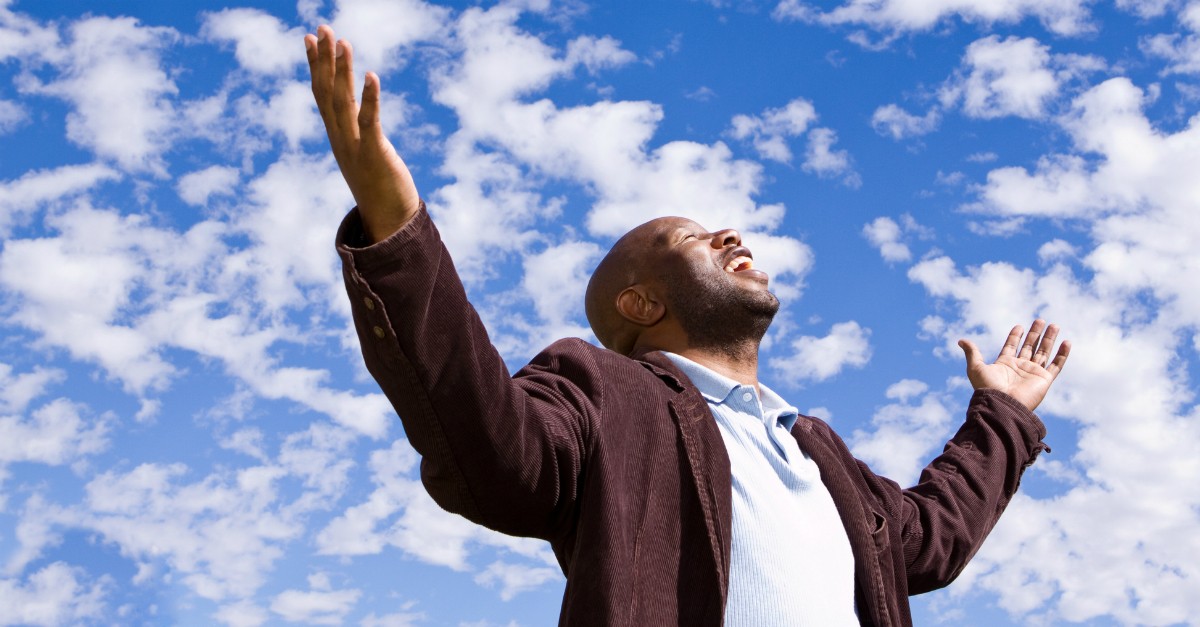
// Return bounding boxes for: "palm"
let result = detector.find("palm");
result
[959,321,1071,412]
[305,26,421,243]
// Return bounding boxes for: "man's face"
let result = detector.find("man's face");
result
[646,218,780,349]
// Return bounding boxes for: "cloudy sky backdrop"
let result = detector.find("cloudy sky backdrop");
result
[1,0,1198,624]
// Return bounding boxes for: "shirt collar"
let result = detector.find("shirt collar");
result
[662,352,799,431]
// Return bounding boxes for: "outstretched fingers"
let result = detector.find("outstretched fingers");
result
[307,26,336,127]
[358,71,382,148]
[1018,319,1047,361]
[1045,339,1071,377]
[331,38,361,144]
[998,324,1024,359]
[1031,323,1060,367]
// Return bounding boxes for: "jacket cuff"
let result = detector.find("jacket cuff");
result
[334,201,432,278]
[970,387,1049,452]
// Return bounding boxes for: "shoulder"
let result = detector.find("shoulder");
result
[517,337,643,390]
[518,339,680,404]
[795,414,847,447]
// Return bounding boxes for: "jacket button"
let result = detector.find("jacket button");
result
[373,326,386,339]
[364,297,375,310]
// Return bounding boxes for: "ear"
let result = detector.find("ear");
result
[615,285,665,327]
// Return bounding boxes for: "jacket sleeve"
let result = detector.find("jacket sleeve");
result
[335,205,601,540]
[888,388,1048,594]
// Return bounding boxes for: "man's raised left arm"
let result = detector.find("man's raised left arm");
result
[897,320,1071,592]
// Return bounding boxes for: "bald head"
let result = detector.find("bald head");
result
[584,218,672,355]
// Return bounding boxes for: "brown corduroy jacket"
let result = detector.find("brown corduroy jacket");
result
[336,207,1049,626]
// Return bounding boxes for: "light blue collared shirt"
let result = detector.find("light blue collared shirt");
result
[664,353,858,626]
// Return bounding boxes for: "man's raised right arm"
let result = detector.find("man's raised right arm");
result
[306,26,599,540]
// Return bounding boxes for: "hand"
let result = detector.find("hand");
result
[305,25,421,243]
[958,320,1071,412]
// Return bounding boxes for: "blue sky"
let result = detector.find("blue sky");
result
[1,0,1198,624]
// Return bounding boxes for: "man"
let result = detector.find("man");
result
[305,25,1070,626]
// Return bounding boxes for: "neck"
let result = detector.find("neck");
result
[675,339,761,392]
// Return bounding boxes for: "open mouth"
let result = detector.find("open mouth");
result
[724,255,754,273]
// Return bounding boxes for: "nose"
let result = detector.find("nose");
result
[710,228,741,249]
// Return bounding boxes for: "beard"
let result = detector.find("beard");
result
[661,269,780,356]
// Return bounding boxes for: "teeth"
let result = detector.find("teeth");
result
[724,256,753,272]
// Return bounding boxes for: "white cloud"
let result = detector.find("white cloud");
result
[565,35,637,74]
[1,162,392,436]
[270,576,361,625]
[875,35,1104,138]
[474,560,562,601]
[424,6,656,282]
[214,599,269,627]
[0,363,63,414]
[328,0,452,74]
[73,463,299,601]
[850,381,953,484]
[1142,32,1200,75]
[1116,0,1179,18]
[972,78,1200,228]
[729,98,818,163]
[489,240,602,356]
[1037,238,1078,263]
[177,165,241,207]
[773,0,1095,37]
[1185,0,1200,29]
[802,127,860,186]
[935,170,966,186]
[583,139,796,238]
[219,428,269,462]
[0,204,182,393]
[0,2,62,64]
[908,258,1039,344]
[426,2,814,304]
[685,85,717,101]
[20,16,180,173]
[0,562,107,626]
[862,216,911,262]
[521,241,602,333]
[870,103,940,139]
[0,398,109,467]
[0,98,25,134]
[936,36,1106,121]
[201,8,307,76]
[885,378,929,401]
[805,406,833,422]
[359,609,425,627]
[950,36,1063,119]
[770,321,872,385]
[0,163,120,236]
[230,152,349,310]
[249,80,324,149]
[8,421,359,614]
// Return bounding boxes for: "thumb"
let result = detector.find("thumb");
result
[958,338,984,369]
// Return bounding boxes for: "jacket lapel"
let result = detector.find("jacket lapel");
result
[636,351,733,591]
[792,418,892,626]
